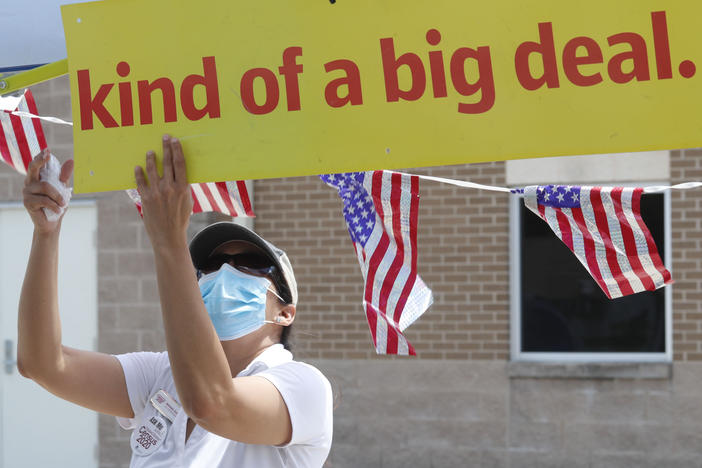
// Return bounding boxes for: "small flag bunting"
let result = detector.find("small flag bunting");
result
[0,90,47,174]
[126,180,254,218]
[523,185,672,299]
[321,170,433,355]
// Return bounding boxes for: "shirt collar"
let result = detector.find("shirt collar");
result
[237,344,293,377]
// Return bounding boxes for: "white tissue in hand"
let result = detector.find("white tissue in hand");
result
[39,153,72,222]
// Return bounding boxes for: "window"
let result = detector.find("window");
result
[509,187,672,362]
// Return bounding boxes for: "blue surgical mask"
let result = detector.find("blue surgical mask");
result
[198,263,279,341]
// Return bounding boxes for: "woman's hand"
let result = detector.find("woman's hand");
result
[22,149,74,235]
[135,135,193,250]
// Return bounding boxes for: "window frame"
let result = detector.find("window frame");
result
[509,182,673,363]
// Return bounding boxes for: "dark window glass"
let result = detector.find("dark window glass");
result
[520,193,666,353]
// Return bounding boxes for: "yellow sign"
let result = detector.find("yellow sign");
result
[61,0,702,193]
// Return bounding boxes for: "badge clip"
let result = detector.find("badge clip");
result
[150,389,180,423]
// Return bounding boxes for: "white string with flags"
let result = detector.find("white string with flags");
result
[5,95,700,197]
[401,171,702,194]
[5,89,702,355]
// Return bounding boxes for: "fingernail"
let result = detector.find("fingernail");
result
[147,151,154,156]
[163,134,170,141]
[171,137,178,143]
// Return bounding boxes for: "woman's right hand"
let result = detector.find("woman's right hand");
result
[22,149,74,235]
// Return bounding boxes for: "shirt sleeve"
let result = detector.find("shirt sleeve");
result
[113,351,168,430]
[256,362,333,447]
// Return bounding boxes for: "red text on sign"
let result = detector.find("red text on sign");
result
[240,47,303,115]
[77,56,221,130]
[514,11,695,90]
[380,29,496,114]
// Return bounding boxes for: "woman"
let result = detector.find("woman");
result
[17,135,332,467]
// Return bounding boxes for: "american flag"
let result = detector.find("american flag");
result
[126,180,254,218]
[523,185,672,299]
[0,90,47,174]
[321,171,433,355]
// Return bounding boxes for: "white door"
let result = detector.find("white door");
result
[0,202,98,468]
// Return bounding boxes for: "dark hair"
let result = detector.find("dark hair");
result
[280,324,292,351]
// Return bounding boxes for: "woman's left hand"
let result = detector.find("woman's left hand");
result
[134,135,193,250]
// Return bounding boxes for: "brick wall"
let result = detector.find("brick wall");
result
[671,149,702,360]
[256,151,701,362]
[253,162,510,360]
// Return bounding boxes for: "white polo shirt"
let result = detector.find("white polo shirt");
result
[114,344,333,468]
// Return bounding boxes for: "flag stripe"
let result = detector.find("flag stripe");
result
[561,207,590,281]
[191,184,213,211]
[379,172,405,324]
[386,173,411,354]
[363,306,381,353]
[610,188,656,291]
[205,183,225,212]
[9,113,32,171]
[590,188,634,296]
[204,182,225,213]
[24,91,47,149]
[215,182,237,216]
[376,172,401,354]
[190,186,203,212]
[205,183,223,212]
[224,181,246,216]
[394,175,420,331]
[384,174,425,332]
[631,188,672,283]
[237,180,254,216]
[542,205,563,238]
[397,334,411,355]
[555,210,574,250]
[570,206,612,298]
[2,114,25,172]
[0,119,12,167]
[579,190,621,298]
[17,98,42,162]
[368,175,395,315]
[619,189,667,287]
[600,188,645,293]
[364,175,390,350]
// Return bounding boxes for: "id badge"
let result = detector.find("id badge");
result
[131,413,168,456]
[131,389,181,457]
